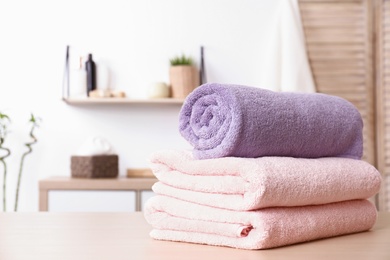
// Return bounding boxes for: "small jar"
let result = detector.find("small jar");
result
[148,82,170,98]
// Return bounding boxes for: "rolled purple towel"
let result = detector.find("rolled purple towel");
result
[179,83,363,160]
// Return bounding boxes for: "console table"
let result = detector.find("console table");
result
[0,212,389,260]
[39,177,157,212]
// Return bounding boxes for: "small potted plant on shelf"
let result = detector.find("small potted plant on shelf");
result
[169,54,199,99]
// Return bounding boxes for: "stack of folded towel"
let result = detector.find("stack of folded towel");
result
[144,83,381,250]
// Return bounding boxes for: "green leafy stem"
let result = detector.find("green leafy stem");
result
[14,114,39,211]
[0,113,10,211]
[0,139,10,212]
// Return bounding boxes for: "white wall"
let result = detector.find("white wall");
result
[0,0,281,211]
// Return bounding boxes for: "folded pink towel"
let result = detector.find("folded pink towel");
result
[150,150,381,210]
[144,195,377,250]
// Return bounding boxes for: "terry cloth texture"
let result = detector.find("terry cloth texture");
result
[144,196,377,250]
[150,150,381,210]
[179,83,363,160]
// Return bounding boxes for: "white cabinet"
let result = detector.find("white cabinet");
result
[39,177,157,212]
[48,190,137,212]
[141,190,156,211]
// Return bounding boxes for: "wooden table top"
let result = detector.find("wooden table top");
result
[0,212,389,260]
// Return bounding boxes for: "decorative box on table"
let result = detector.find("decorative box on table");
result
[71,155,119,178]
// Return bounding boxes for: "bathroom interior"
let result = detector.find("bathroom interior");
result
[0,0,390,258]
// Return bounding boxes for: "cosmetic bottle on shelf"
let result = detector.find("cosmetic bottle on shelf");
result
[85,53,97,96]
[69,56,87,98]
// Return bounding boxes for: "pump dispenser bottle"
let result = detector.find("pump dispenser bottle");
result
[70,56,87,98]
[85,53,96,96]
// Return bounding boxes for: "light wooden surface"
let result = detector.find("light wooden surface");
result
[126,168,154,178]
[39,177,157,212]
[62,97,184,105]
[0,212,389,260]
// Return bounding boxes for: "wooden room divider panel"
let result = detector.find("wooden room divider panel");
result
[299,0,376,166]
[376,0,390,211]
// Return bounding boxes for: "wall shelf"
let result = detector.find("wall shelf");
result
[62,97,185,105]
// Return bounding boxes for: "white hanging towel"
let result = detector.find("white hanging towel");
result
[259,0,316,93]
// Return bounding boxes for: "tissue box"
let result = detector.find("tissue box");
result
[71,155,119,178]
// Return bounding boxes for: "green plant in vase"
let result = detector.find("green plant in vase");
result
[169,54,199,98]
